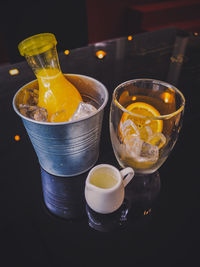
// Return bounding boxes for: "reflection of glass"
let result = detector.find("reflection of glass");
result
[41,168,85,219]
[110,79,185,174]
[125,171,161,218]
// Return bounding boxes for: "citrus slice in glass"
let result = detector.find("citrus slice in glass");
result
[119,102,163,142]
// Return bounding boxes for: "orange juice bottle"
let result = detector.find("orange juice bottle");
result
[18,33,82,122]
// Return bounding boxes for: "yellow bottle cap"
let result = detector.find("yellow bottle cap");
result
[18,33,57,56]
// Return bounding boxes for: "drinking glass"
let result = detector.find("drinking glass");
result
[109,79,185,174]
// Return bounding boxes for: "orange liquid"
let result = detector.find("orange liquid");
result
[36,69,82,122]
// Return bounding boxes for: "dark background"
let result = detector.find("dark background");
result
[0,0,88,63]
[0,0,200,64]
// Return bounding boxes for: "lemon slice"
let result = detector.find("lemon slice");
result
[119,102,163,142]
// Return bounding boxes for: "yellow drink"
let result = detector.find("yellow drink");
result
[90,169,118,189]
[36,68,82,122]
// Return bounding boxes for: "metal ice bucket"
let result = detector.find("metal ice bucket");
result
[13,74,108,177]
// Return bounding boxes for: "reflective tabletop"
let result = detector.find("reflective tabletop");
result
[0,28,200,266]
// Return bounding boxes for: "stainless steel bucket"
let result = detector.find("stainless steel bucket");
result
[13,74,108,177]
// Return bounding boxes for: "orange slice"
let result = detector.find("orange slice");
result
[119,102,163,142]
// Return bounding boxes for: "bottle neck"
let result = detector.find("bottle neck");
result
[25,46,61,76]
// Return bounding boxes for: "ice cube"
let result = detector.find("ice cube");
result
[140,142,159,162]
[119,119,140,138]
[19,104,48,122]
[147,132,166,149]
[139,126,153,141]
[124,136,159,163]
[21,88,39,106]
[33,107,48,122]
[124,136,143,157]
[71,102,97,121]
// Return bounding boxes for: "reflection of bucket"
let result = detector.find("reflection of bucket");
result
[41,167,85,219]
[13,74,108,177]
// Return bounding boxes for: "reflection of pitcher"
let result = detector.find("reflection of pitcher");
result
[86,201,129,232]
[18,33,82,122]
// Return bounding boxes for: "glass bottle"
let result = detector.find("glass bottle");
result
[18,33,82,122]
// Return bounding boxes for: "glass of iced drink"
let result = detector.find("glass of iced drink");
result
[109,79,185,174]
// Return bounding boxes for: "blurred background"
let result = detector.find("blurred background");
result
[0,0,200,65]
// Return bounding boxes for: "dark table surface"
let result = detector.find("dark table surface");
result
[0,27,200,267]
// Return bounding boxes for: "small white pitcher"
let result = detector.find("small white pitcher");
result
[85,164,134,214]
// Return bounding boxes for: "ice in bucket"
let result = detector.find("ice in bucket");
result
[18,86,97,122]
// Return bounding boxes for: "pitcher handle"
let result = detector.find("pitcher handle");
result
[120,167,134,187]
